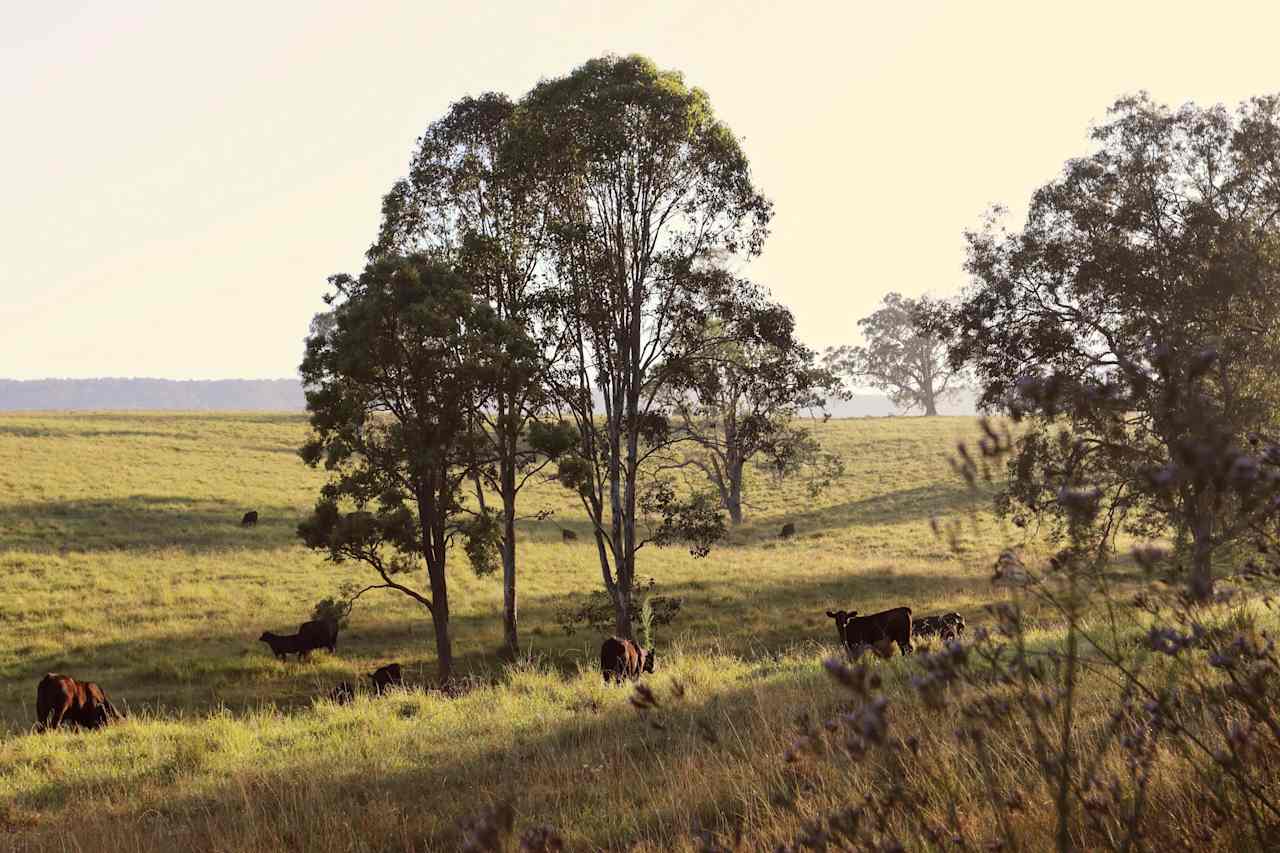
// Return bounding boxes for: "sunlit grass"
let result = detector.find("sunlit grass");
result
[1,410,1202,849]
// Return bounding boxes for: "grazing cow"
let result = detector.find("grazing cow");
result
[912,612,966,643]
[298,619,339,654]
[561,528,578,542]
[36,673,120,731]
[329,681,355,705]
[826,607,914,656]
[259,630,308,660]
[241,510,259,527]
[780,522,797,539]
[367,663,403,695]
[600,637,655,684]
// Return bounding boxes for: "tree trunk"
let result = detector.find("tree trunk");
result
[500,500,519,659]
[1189,499,1215,603]
[727,459,744,525]
[426,560,453,684]
[923,399,938,416]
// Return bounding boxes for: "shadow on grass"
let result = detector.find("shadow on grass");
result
[4,652,865,852]
[732,481,990,543]
[0,495,307,555]
[0,565,1030,733]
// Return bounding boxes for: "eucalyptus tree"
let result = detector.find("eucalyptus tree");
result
[516,55,773,637]
[371,94,566,657]
[826,292,963,416]
[297,255,533,683]
[665,270,844,524]
[951,93,1280,600]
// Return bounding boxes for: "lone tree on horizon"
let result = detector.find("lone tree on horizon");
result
[826,292,963,416]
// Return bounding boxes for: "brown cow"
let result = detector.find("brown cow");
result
[367,663,403,695]
[36,673,120,730]
[826,607,914,656]
[298,619,339,654]
[600,637,655,684]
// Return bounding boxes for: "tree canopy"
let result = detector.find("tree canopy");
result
[950,92,1280,599]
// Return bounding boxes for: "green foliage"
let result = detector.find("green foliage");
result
[554,578,683,642]
[310,596,353,630]
[458,509,502,577]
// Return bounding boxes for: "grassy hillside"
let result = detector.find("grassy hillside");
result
[1,412,1260,850]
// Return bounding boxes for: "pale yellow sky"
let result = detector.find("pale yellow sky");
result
[3,1,1278,379]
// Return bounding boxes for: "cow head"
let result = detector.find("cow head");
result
[258,631,275,643]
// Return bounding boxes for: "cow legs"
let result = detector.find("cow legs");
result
[48,698,72,730]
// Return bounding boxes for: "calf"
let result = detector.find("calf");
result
[600,637,655,684]
[241,510,259,527]
[367,663,403,695]
[826,607,913,656]
[912,612,966,643]
[36,673,120,731]
[259,630,308,660]
[561,528,578,542]
[298,619,339,654]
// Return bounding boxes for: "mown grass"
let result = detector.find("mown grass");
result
[2,411,1244,850]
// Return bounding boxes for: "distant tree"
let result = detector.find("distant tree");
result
[665,271,844,524]
[516,55,773,639]
[950,92,1280,601]
[370,93,566,659]
[297,255,530,683]
[826,292,963,416]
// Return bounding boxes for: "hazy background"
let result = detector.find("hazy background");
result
[4,1,1278,384]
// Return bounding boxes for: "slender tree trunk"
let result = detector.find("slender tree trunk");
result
[420,496,453,685]
[500,494,519,659]
[727,458,744,525]
[1189,493,1215,603]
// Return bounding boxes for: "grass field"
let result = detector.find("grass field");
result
[0,412,1264,850]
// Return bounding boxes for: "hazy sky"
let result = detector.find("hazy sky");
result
[4,1,1279,380]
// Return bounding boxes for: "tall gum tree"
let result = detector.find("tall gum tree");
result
[516,55,773,638]
[371,94,565,658]
[951,93,1280,601]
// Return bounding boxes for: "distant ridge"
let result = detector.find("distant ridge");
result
[0,378,974,416]
[0,378,305,411]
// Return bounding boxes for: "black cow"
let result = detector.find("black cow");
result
[241,510,259,527]
[600,637,655,683]
[298,619,339,654]
[912,612,966,643]
[368,663,403,695]
[780,522,797,539]
[259,630,308,660]
[561,528,578,542]
[826,607,913,656]
[36,673,121,730]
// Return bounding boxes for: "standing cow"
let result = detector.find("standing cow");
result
[600,637,655,683]
[826,607,914,656]
[36,673,121,730]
